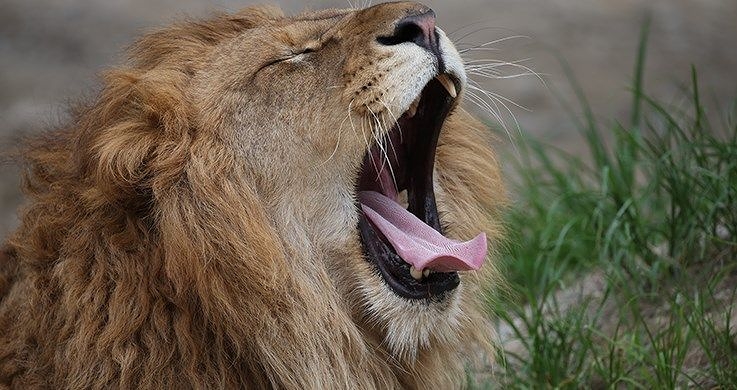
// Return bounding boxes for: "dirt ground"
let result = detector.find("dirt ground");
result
[1,0,736,237]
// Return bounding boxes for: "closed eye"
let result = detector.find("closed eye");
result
[276,47,317,63]
[256,43,321,74]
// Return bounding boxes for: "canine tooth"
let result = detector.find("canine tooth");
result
[406,95,421,118]
[436,74,457,98]
[398,189,408,209]
[410,266,423,280]
[422,269,431,277]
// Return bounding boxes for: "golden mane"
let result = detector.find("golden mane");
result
[1,4,505,388]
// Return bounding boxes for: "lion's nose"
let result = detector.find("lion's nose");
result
[377,9,438,53]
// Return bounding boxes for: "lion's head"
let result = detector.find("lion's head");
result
[2,2,505,388]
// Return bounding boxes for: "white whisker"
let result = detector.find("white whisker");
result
[453,27,527,47]
[354,107,376,176]
[465,59,546,85]
[458,47,502,54]
[366,105,398,194]
[457,35,530,53]
[465,91,519,153]
[469,83,522,130]
[466,83,523,141]
[376,96,403,145]
[468,70,541,80]
[465,91,506,131]
[464,58,532,66]
[447,21,496,38]
[348,100,368,152]
[468,82,530,112]
[318,115,349,167]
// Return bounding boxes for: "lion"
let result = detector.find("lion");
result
[0,2,506,388]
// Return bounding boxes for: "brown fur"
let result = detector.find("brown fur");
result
[0,3,505,388]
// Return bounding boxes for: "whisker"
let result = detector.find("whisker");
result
[369,108,391,174]
[353,106,377,175]
[465,91,506,130]
[458,47,502,54]
[380,114,400,163]
[365,106,385,170]
[466,87,518,138]
[364,84,404,150]
[376,96,403,146]
[465,59,546,85]
[348,99,368,151]
[469,82,522,126]
[318,113,349,167]
[366,105,398,194]
[468,70,541,80]
[361,116,385,182]
[465,91,518,152]
[346,98,357,135]
[457,35,530,53]
[468,82,530,112]
[464,57,532,66]
[466,83,523,140]
[447,20,494,38]
[454,28,527,47]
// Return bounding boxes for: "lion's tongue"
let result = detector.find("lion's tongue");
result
[359,191,487,272]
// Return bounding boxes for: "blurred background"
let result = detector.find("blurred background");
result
[1,0,736,238]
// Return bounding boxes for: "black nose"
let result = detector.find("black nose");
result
[377,10,439,52]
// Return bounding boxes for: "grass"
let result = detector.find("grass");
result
[478,23,737,389]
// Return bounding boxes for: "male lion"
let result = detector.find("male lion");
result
[0,2,505,388]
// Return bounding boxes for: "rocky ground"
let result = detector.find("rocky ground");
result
[1,0,736,237]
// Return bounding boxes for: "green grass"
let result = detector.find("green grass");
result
[479,24,737,389]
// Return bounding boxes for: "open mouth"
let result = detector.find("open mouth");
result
[356,74,488,300]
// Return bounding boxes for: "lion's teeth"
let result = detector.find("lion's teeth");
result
[398,189,408,209]
[410,266,423,280]
[422,269,431,277]
[436,74,457,98]
[406,95,421,118]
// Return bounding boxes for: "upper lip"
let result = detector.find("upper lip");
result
[355,73,461,300]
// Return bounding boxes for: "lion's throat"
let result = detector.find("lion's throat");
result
[359,191,487,273]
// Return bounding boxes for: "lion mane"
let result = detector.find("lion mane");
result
[0,3,505,388]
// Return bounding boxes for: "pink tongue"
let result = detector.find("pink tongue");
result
[359,191,487,272]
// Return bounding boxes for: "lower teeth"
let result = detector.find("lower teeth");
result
[410,266,423,280]
[409,266,433,280]
[397,189,408,209]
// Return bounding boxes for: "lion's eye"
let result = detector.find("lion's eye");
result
[282,46,318,61]
[258,44,320,72]
[277,47,318,64]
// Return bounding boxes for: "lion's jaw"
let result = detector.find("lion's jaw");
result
[190,2,485,360]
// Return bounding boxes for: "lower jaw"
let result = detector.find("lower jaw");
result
[358,214,460,301]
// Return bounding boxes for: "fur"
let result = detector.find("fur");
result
[0,3,506,388]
